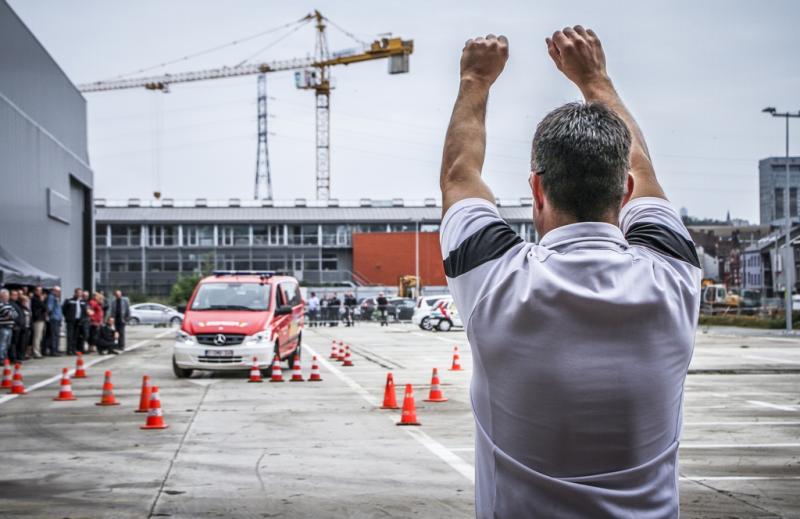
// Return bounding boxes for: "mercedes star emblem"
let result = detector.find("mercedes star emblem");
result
[214,334,227,346]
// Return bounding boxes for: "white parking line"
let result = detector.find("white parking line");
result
[681,476,800,481]
[684,421,800,426]
[0,329,174,406]
[680,443,800,449]
[305,338,475,483]
[748,400,797,412]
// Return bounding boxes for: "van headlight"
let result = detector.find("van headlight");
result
[176,331,194,344]
[247,332,268,345]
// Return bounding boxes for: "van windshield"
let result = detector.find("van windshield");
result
[190,283,271,311]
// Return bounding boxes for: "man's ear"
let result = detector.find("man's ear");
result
[531,173,545,210]
[622,173,634,207]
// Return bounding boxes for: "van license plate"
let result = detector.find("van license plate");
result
[205,350,234,357]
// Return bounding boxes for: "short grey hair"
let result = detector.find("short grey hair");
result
[531,102,631,221]
[0,289,8,298]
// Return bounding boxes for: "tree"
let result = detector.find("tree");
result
[169,274,201,307]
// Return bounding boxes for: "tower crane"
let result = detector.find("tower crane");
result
[78,10,413,201]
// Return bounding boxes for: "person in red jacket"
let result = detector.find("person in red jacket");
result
[87,292,104,354]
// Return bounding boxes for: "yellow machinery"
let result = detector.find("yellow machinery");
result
[78,10,413,201]
[398,275,421,299]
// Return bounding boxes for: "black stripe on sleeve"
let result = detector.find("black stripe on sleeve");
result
[625,222,700,268]
[443,221,523,278]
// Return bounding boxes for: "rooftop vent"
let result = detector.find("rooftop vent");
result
[229,198,241,207]
[424,198,437,207]
[392,198,404,207]
[127,198,141,207]
[294,198,307,207]
[327,198,340,207]
[195,198,208,207]
[161,198,175,207]
[94,198,107,207]
[360,198,372,207]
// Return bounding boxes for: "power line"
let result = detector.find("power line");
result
[233,18,312,67]
[106,16,311,80]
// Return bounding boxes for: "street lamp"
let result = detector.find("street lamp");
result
[762,107,800,332]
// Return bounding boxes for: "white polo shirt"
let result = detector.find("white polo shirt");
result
[441,197,701,518]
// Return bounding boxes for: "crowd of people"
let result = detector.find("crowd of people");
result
[0,285,132,363]
[305,291,390,327]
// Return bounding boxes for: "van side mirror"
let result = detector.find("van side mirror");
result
[274,305,293,316]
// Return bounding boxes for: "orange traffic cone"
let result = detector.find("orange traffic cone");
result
[53,368,77,401]
[449,346,462,371]
[425,368,449,402]
[329,341,338,359]
[1,359,11,389]
[135,375,152,413]
[342,346,354,367]
[269,355,284,382]
[95,370,120,406]
[9,363,25,394]
[396,384,421,426]
[248,357,263,383]
[337,342,346,361]
[74,352,87,378]
[308,356,322,382]
[140,385,169,430]
[290,355,304,382]
[380,372,399,409]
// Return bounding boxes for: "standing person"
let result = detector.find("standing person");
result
[94,316,121,355]
[18,294,32,360]
[327,292,341,327]
[87,292,104,354]
[343,292,358,327]
[62,288,85,356]
[45,286,63,356]
[30,286,47,359]
[0,289,18,363]
[438,29,700,517]
[8,290,25,362]
[375,292,389,327]
[78,290,92,354]
[306,292,320,327]
[112,290,130,350]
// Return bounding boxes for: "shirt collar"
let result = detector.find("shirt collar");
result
[538,222,627,249]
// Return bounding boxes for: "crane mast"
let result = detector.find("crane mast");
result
[78,11,413,201]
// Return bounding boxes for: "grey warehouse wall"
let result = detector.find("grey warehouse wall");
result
[0,0,94,291]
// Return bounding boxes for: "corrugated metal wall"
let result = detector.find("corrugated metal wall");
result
[0,0,94,291]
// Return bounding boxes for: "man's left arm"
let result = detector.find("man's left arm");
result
[440,34,509,216]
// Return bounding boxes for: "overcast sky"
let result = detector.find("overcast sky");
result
[8,0,800,222]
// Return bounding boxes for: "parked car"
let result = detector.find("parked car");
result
[428,300,463,332]
[172,270,304,378]
[128,303,183,326]
[388,297,416,321]
[412,295,452,330]
[359,297,396,321]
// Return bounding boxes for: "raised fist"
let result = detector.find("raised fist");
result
[546,26,609,91]
[460,34,509,87]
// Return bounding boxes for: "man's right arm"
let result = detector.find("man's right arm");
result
[546,26,666,201]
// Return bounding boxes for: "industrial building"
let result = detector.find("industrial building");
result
[0,1,94,290]
[759,156,800,225]
[94,198,534,297]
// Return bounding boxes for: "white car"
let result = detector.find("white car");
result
[128,303,183,325]
[428,300,464,332]
[412,295,452,330]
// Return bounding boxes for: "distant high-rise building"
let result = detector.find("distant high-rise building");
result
[759,157,800,225]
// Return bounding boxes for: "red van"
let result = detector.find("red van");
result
[172,271,304,378]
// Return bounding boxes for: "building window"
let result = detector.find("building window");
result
[147,225,178,247]
[353,223,389,233]
[322,225,351,246]
[420,224,440,233]
[792,188,798,218]
[322,253,338,270]
[184,225,214,246]
[253,224,284,246]
[775,188,784,219]
[389,223,414,232]
[288,225,318,246]
[219,225,250,246]
[109,225,141,247]
[95,225,108,247]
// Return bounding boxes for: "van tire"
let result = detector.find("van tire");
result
[172,356,193,378]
